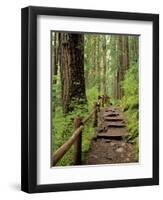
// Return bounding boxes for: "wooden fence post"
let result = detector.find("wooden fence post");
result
[101,95,104,107]
[73,117,82,165]
[93,102,98,127]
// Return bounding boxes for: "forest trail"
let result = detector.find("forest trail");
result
[52,32,139,166]
[85,106,136,165]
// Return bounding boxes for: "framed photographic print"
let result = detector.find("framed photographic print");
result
[21,6,159,193]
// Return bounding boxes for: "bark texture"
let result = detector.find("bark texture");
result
[59,33,86,113]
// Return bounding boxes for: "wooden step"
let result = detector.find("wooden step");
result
[103,121,125,125]
[107,124,126,128]
[105,113,119,117]
[96,127,128,137]
[103,117,124,121]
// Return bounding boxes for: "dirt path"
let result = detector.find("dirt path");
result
[85,106,137,165]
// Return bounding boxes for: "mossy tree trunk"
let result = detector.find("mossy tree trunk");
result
[59,33,86,114]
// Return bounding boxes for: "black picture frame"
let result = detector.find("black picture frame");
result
[21,6,159,193]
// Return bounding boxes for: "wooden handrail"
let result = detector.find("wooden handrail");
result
[52,101,100,166]
[52,125,84,166]
[82,108,96,124]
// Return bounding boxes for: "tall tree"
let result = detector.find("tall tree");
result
[116,35,129,99]
[51,32,59,113]
[109,35,118,99]
[122,36,129,72]
[116,35,122,99]
[128,36,139,65]
[102,35,107,95]
[59,33,86,114]
[97,35,101,94]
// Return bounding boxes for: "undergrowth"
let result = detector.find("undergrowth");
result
[120,62,139,160]
[52,85,98,166]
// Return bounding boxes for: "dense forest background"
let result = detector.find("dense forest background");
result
[51,32,139,166]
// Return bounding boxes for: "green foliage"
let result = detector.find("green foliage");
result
[52,74,61,109]
[120,62,139,160]
[51,59,97,166]
[86,86,99,109]
[111,98,121,106]
[52,94,95,166]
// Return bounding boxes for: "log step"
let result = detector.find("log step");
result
[103,117,124,121]
[96,128,128,137]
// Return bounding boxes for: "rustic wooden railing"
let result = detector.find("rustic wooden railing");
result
[52,102,100,166]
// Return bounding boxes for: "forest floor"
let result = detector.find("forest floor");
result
[85,106,137,165]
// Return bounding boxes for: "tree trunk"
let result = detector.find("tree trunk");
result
[102,35,107,95]
[117,35,123,99]
[122,36,129,71]
[52,32,59,84]
[59,33,86,114]
[116,35,129,99]
[128,36,139,65]
[51,32,59,114]
[97,35,101,94]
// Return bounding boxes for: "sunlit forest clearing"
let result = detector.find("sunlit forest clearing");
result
[51,32,139,166]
